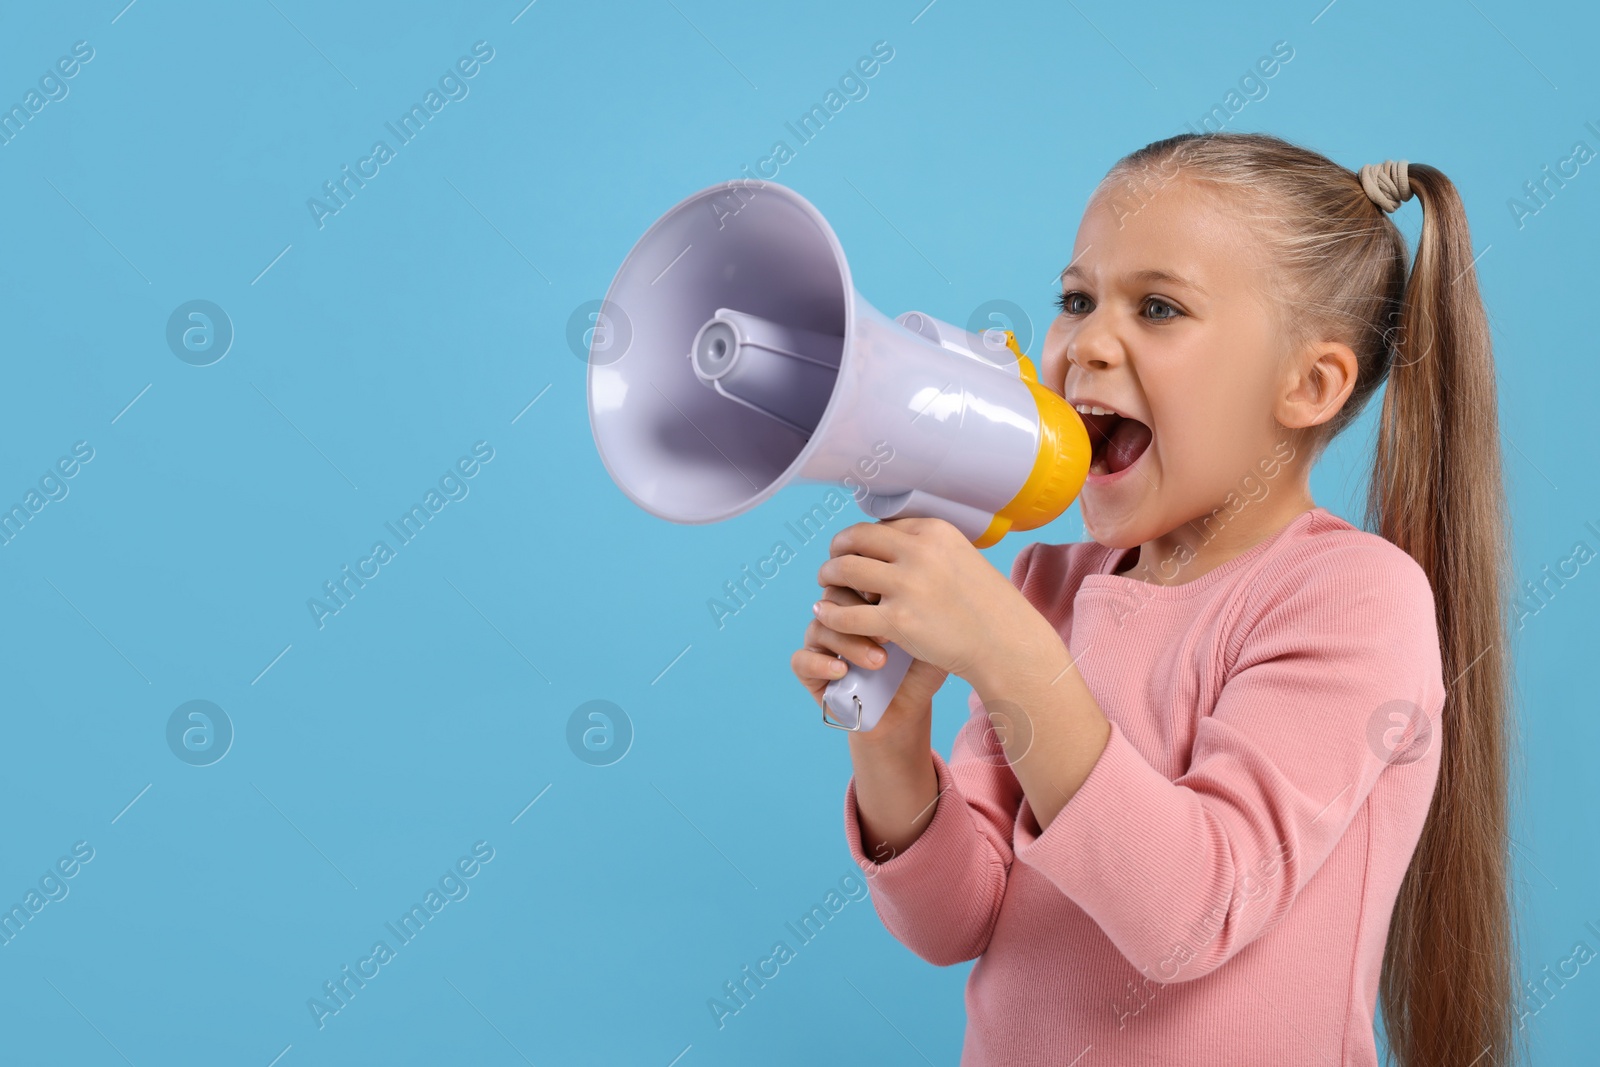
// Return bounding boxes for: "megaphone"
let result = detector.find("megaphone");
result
[587,180,1091,732]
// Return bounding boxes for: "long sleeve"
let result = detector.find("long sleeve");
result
[1010,539,1446,983]
[840,545,1039,966]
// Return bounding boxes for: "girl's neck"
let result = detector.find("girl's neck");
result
[1115,478,1317,586]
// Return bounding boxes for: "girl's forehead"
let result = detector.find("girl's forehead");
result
[1072,180,1265,288]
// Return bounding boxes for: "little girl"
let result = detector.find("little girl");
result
[792,132,1516,1067]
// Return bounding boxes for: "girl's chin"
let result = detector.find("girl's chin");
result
[1079,478,1160,546]
[1080,454,1153,519]
[1080,499,1143,545]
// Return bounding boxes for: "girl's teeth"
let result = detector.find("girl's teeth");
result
[1074,404,1115,416]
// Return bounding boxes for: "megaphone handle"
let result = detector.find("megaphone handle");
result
[822,640,916,732]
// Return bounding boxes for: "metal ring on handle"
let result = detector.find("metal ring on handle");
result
[821,697,864,732]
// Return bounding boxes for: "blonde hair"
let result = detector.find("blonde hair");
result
[1099,131,1520,1067]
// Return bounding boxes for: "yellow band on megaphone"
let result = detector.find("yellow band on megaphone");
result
[972,331,1093,548]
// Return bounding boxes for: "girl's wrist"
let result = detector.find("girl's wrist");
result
[848,735,940,860]
[967,614,1070,696]
[846,718,931,764]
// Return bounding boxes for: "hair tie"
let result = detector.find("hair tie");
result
[1359,160,1412,213]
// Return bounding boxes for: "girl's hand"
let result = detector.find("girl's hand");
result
[813,517,1046,684]
[790,583,948,746]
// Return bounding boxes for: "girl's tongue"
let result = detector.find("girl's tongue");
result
[1087,414,1153,475]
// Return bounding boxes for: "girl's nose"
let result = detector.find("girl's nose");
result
[1067,317,1125,371]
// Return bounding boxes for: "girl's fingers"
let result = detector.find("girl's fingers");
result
[817,553,898,600]
[803,616,887,670]
[792,585,895,711]
[818,583,871,607]
[811,597,886,645]
[793,648,850,682]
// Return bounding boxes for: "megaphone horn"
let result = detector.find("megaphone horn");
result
[588,181,1091,731]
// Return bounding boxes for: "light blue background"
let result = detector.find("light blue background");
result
[0,1,1594,1064]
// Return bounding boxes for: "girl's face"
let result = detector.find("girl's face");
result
[1041,173,1292,549]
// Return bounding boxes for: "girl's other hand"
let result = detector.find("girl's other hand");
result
[791,584,947,746]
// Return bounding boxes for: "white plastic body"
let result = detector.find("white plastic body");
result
[586,181,1047,732]
[689,308,842,438]
[896,310,1022,375]
[821,639,916,732]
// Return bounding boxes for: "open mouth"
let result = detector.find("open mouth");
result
[1078,409,1153,478]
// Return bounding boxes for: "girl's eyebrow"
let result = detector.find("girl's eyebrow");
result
[1059,263,1210,297]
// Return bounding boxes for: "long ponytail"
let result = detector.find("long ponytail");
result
[1367,165,1520,1067]
[1101,135,1521,1066]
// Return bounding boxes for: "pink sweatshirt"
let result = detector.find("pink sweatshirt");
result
[843,506,1445,1066]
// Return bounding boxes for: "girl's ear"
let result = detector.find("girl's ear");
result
[1276,339,1359,429]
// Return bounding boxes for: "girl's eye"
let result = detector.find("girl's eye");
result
[1144,298,1181,321]
[1052,291,1184,322]
[1054,290,1092,315]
